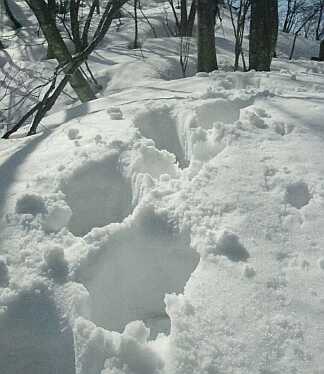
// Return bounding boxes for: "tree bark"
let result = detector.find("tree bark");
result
[180,0,188,36]
[26,0,96,103]
[271,0,279,57]
[249,0,276,71]
[320,39,324,61]
[197,0,217,72]
[133,0,139,48]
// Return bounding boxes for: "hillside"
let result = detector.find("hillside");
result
[0,2,324,374]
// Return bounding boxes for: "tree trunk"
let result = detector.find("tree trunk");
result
[320,39,324,61]
[271,0,279,57]
[133,0,139,48]
[180,0,188,36]
[197,0,217,72]
[316,4,324,41]
[26,0,96,103]
[249,0,275,71]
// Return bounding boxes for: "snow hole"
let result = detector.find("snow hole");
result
[133,105,188,168]
[78,207,199,339]
[192,98,242,129]
[61,155,132,237]
[285,181,312,209]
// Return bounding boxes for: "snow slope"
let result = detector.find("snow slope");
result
[1,2,324,374]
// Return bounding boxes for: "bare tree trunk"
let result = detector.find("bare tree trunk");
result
[249,0,275,71]
[197,0,217,72]
[95,0,100,15]
[271,0,279,57]
[180,0,188,36]
[320,39,324,61]
[132,0,140,48]
[26,0,96,103]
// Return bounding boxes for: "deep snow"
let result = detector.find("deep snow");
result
[1,1,324,374]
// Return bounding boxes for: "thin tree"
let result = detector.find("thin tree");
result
[228,0,250,71]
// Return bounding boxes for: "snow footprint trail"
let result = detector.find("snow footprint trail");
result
[77,206,200,339]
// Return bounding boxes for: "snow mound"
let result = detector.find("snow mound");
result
[74,317,164,374]
[60,153,133,236]
[76,205,199,339]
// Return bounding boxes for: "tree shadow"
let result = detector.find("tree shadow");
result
[0,132,49,227]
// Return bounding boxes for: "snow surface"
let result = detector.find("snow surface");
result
[1,2,324,374]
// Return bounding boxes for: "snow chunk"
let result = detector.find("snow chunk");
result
[123,320,150,344]
[285,181,312,209]
[243,264,256,278]
[242,110,268,129]
[0,256,9,287]
[107,107,123,120]
[42,201,72,233]
[214,230,250,262]
[43,246,69,281]
[67,128,81,140]
[15,194,46,215]
[190,125,226,162]
[103,331,163,374]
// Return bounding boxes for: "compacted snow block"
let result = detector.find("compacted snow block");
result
[61,154,132,236]
[78,205,199,338]
[0,287,75,374]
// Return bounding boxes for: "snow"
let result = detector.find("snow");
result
[1,1,324,374]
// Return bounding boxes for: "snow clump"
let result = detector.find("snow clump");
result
[43,246,69,280]
[214,230,250,262]
[15,194,47,215]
